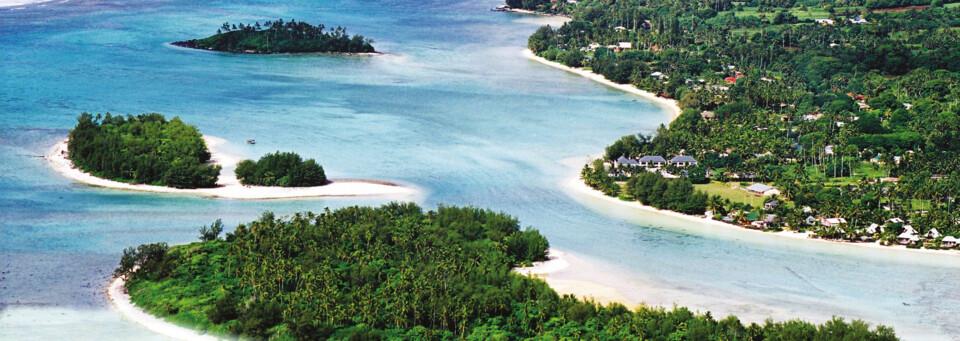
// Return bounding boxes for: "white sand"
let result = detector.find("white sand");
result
[108,275,221,341]
[565,174,960,257]
[0,0,51,8]
[514,249,637,307]
[523,49,681,119]
[47,137,416,200]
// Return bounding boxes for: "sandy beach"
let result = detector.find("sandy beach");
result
[0,0,51,8]
[47,137,416,200]
[514,249,637,307]
[565,173,960,258]
[498,7,572,18]
[523,49,682,119]
[108,275,220,341]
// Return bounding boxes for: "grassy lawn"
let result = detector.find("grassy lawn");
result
[730,6,865,20]
[695,182,771,207]
[791,162,889,186]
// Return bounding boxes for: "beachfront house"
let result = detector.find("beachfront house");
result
[669,155,697,167]
[763,200,779,210]
[745,183,780,196]
[615,156,640,167]
[639,155,666,168]
[926,228,942,240]
[898,231,920,245]
[821,217,847,227]
[805,216,818,226]
[942,236,958,248]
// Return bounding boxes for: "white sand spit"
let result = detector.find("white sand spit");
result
[0,0,51,8]
[523,49,681,118]
[514,249,636,307]
[47,136,416,199]
[108,275,221,341]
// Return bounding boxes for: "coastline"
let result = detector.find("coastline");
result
[514,249,637,307]
[566,174,960,257]
[107,275,220,341]
[496,7,572,18]
[523,49,681,119]
[0,0,51,8]
[169,41,382,56]
[47,137,416,200]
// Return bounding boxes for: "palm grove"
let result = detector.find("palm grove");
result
[526,0,960,247]
[116,203,897,340]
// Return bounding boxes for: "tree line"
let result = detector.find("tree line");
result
[67,112,220,188]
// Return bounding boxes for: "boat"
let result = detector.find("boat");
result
[246,139,256,144]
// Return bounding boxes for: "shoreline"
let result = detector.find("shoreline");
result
[566,174,960,257]
[514,249,637,307]
[496,7,573,18]
[107,275,220,341]
[47,137,416,200]
[169,42,382,56]
[523,49,681,119]
[0,0,51,8]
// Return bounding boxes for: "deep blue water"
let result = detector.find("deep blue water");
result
[1,0,957,339]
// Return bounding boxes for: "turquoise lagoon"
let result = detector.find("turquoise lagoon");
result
[0,0,957,339]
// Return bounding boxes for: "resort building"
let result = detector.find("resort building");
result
[668,155,697,167]
[615,156,640,167]
[926,228,942,240]
[763,200,779,210]
[898,231,920,245]
[942,236,958,248]
[639,155,667,168]
[821,217,847,227]
[745,183,780,196]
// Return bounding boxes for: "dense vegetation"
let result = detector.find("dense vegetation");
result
[522,0,960,245]
[173,19,375,54]
[67,113,220,188]
[234,151,327,187]
[117,203,897,340]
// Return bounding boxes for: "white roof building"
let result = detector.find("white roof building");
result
[745,183,780,196]
[821,217,847,227]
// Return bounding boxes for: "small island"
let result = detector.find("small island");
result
[172,19,376,54]
[50,112,414,199]
[235,151,327,187]
[67,112,221,189]
[110,203,897,340]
